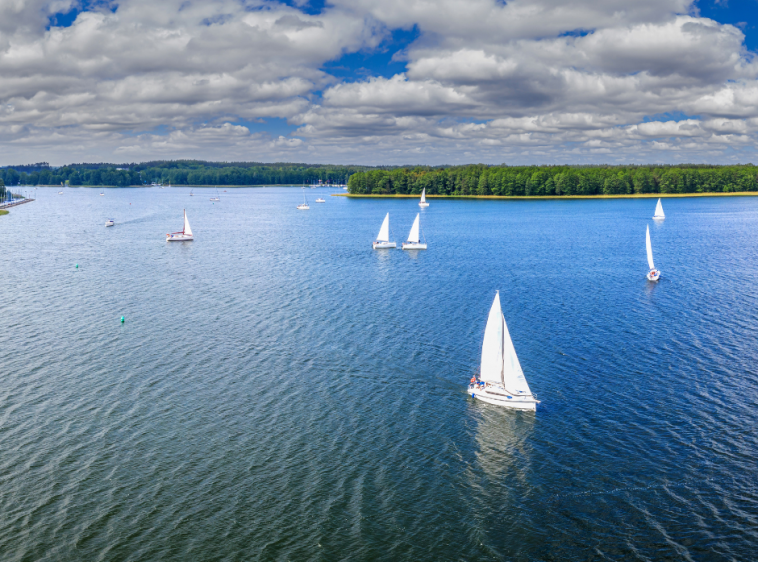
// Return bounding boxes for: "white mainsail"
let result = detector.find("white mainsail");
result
[420,188,426,203]
[407,213,420,243]
[646,225,654,270]
[479,292,532,395]
[184,210,193,236]
[653,198,665,219]
[480,292,505,385]
[377,213,390,242]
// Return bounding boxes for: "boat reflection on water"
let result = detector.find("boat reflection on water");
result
[472,406,537,490]
[464,404,538,553]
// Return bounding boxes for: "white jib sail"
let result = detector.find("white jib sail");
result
[184,210,193,236]
[654,198,665,218]
[646,225,655,270]
[420,188,426,203]
[408,213,420,243]
[377,213,390,242]
[501,309,532,395]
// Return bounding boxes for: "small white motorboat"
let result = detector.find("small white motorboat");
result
[646,225,660,281]
[100,191,105,196]
[373,213,396,249]
[58,191,63,195]
[653,198,665,220]
[469,291,539,411]
[315,198,326,203]
[419,188,429,208]
[105,219,114,227]
[402,213,427,250]
[167,209,194,241]
[297,189,309,210]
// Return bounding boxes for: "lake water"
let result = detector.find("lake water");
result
[1,188,757,561]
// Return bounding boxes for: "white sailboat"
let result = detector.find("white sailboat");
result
[653,198,665,220]
[166,209,194,241]
[401,213,427,250]
[297,188,310,210]
[210,187,220,201]
[469,291,538,411]
[419,188,429,208]
[373,213,396,249]
[315,198,325,203]
[100,190,105,196]
[646,225,660,281]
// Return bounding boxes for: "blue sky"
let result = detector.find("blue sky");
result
[3,0,758,165]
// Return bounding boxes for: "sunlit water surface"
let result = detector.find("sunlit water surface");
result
[1,188,757,561]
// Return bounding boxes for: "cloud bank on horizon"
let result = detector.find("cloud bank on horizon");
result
[1,0,757,165]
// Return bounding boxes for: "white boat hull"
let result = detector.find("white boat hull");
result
[653,216,664,220]
[468,384,538,411]
[297,204,309,210]
[373,241,396,249]
[105,221,114,227]
[167,234,193,241]
[402,242,427,250]
[419,202,429,207]
[647,270,660,281]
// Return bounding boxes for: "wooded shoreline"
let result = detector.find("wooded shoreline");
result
[334,192,758,200]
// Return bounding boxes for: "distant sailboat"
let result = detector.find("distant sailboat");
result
[190,189,194,197]
[653,198,665,220]
[166,210,194,241]
[100,190,105,196]
[210,187,220,201]
[315,197,325,203]
[469,291,538,410]
[297,188,309,210]
[419,188,429,208]
[646,225,660,281]
[373,213,396,249]
[402,213,427,250]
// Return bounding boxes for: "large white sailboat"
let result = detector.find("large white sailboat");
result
[419,188,429,208]
[646,225,660,281]
[373,213,396,249]
[469,291,538,411]
[401,213,427,250]
[167,210,194,241]
[653,198,665,220]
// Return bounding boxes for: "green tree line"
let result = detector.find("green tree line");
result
[347,164,758,196]
[0,161,372,187]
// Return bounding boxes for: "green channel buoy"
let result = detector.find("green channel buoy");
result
[121,316,125,323]
[75,264,79,268]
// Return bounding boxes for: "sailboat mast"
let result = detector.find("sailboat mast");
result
[501,310,506,389]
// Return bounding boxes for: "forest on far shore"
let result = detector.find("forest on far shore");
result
[0,161,369,187]
[3,161,758,195]
[347,164,758,196]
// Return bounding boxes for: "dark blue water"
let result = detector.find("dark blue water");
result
[1,188,757,561]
